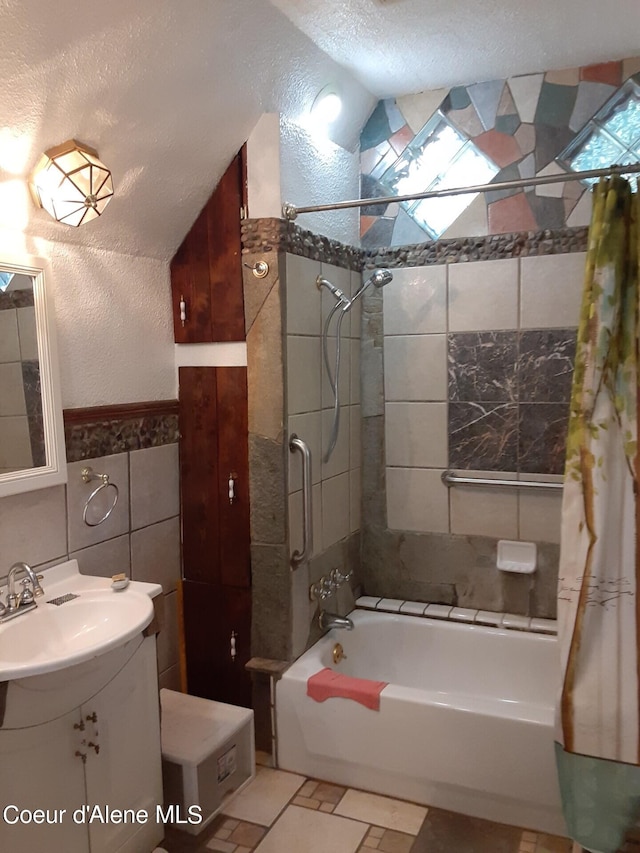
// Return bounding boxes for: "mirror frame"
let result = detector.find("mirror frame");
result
[0,252,67,498]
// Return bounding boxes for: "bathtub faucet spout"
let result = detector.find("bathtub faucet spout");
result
[319,611,354,631]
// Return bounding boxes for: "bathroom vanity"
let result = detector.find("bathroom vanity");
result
[0,561,164,853]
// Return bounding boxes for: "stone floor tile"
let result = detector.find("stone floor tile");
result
[253,805,367,853]
[335,790,426,835]
[229,821,266,847]
[205,838,235,852]
[299,780,319,798]
[222,766,306,826]
[535,834,573,853]
[314,781,347,805]
[410,807,522,853]
[378,828,414,853]
[293,795,321,809]
[221,818,240,831]
[319,803,335,814]
[369,827,385,839]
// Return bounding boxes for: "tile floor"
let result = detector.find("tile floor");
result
[160,753,583,853]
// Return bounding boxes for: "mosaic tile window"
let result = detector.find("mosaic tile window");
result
[559,77,640,189]
[377,111,499,238]
[360,58,640,247]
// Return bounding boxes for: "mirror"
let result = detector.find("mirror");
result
[0,253,66,497]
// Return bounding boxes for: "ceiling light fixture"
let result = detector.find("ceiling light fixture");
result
[30,139,114,226]
[311,86,343,126]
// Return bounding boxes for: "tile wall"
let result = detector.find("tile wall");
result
[382,250,584,542]
[360,247,586,618]
[0,288,42,473]
[285,254,362,655]
[0,438,181,690]
[360,56,640,246]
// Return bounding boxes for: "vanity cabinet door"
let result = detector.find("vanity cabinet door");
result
[170,148,246,343]
[0,708,88,853]
[82,637,163,853]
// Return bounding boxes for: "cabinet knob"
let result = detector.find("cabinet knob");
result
[179,295,187,327]
[230,630,237,661]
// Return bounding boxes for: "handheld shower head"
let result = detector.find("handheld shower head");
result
[349,268,393,308]
[367,269,393,289]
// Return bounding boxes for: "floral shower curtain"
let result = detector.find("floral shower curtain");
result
[555,176,640,853]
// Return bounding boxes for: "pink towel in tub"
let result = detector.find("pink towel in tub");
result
[306,667,388,711]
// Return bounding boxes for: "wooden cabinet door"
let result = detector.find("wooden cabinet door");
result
[183,581,252,708]
[170,148,246,343]
[179,366,250,587]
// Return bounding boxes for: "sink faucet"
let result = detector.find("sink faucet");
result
[318,610,354,631]
[3,562,44,618]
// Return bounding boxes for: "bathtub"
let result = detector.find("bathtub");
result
[276,609,565,835]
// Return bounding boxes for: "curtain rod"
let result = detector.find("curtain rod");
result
[282,162,640,220]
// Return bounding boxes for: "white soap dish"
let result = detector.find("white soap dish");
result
[111,573,130,590]
[497,540,537,574]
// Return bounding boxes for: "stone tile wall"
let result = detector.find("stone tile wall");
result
[360,56,640,246]
[0,414,181,690]
[243,249,361,662]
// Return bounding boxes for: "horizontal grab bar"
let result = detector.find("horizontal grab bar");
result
[441,470,563,491]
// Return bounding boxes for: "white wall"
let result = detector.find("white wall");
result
[0,227,175,408]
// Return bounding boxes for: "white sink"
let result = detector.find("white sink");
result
[0,560,161,681]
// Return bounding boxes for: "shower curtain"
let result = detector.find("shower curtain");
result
[555,176,640,853]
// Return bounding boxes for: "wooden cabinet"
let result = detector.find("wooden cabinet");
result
[170,148,247,343]
[179,365,252,707]
[0,638,163,853]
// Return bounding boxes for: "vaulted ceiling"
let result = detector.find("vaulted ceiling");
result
[0,0,636,262]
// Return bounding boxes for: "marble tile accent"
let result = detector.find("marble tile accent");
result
[253,805,367,853]
[385,403,447,468]
[448,259,518,332]
[518,330,576,402]
[519,403,570,475]
[64,415,179,463]
[385,334,447,402]
[448,332,518,403]
[396,88,448,134]
[411,806,522,852]
[130,443,179,530]
[488,193,538,234]
[520,253,585,328]
[334,789,427,835]
[449,402,518,471]
[386,467,449,534]
[222,767,306,827]
[467,79,506,131]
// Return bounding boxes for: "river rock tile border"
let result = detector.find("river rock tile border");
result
[64,413,179,462]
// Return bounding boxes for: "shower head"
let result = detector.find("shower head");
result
[348,268,393,308]
[367,269,393,289]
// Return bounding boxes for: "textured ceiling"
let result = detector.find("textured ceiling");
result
[0,0,374,261]
[268,0,640,98]
[1,0,637,263]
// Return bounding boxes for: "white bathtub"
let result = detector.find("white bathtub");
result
[276,609,565,835]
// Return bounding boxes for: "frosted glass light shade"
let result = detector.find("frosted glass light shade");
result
[30,140,114,226]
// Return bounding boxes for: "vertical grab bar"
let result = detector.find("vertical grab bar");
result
[289,433,313,567]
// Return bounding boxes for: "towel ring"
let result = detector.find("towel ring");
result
[81,467,119,527]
